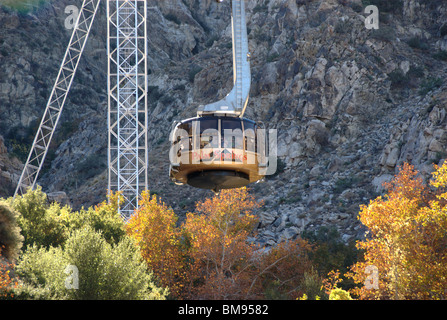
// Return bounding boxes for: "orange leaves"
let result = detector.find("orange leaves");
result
[126,191,185,298]
[183,188,261,299]
[182,188,313,299]
[0,246,18,299]
[383,163,426,201]
[126,187,313,300]
[255,238,313,299]
[194,187,262,234]
[349,162,447,300]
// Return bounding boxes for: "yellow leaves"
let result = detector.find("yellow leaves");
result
[329,287,353,300]
[349,162,447,300]
[94,190,123,214]
[431,162,447,189]
[126,190,185,298]
[126,187,315,300]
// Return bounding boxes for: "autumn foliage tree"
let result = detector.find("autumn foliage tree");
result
[348,162,447,299]
[127,187,315,299]
[126,191,186,298]
[183,188,262,299]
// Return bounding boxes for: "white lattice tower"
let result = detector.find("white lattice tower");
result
[15,0,101,197]
[107,0,148,219]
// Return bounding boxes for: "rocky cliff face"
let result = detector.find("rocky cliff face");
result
[1,0,447,245]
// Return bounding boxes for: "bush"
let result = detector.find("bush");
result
[302,226,359,282]
[362,0,402,13]
[74,154,106,181]
[15,226,167,300]
[333,176,360,194]
[7,188,126,249]
[329,287,353,300]
[4,120,39,162]
[0,250,18,299]
[433,50,447,61]
[419,77,443,96]
[299,268,325,300]
[407,37,430,51]
[61,192,126,245]
[1,0,47,14]
[147,86,163,109]
[370,26,395,42]
[267,157,286,179]
[387,68,405,86]
[164,13,181,25]
[334,20,352,34]
[188,65,203,83]
[7,186,68,249]
[0,202,23,261]
[8,189,166,300]
[440,24,447,37]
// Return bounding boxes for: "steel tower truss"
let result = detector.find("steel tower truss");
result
[107,0,148,220]
[15,0,148,220]
[15,0,101,196]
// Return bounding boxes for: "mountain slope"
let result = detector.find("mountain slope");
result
[1,0,447,244]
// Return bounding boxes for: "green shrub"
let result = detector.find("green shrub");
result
[188,65,203,83]
[266,52,280,62]
[362,0,402,13]
[74,154,106,181]
[349,2,363,13]
[164,13,181,25]
[14,245,66,299]
[407,37,430,51]
[7,186,68,249]
[302,226,359,290]
[0,202,24,261]
[300,268,325,300]
[407,65,424,78]
[387,69,408,88]
[433,50,447,61]
[148,85,163,109]
[267,158,286,180]
[61,193,126,245]
[334,20,352,34]
[419,77,443,96]
[440,24,447,37]
[387,66,424,89]
[7,189,167,300]
[1,0,47,14]
[370,26,395,42]
[333,176,360,194]
[7,188,126,249]
[4,120,39,162]
[15,226,167,300]
[253,3,268,14]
